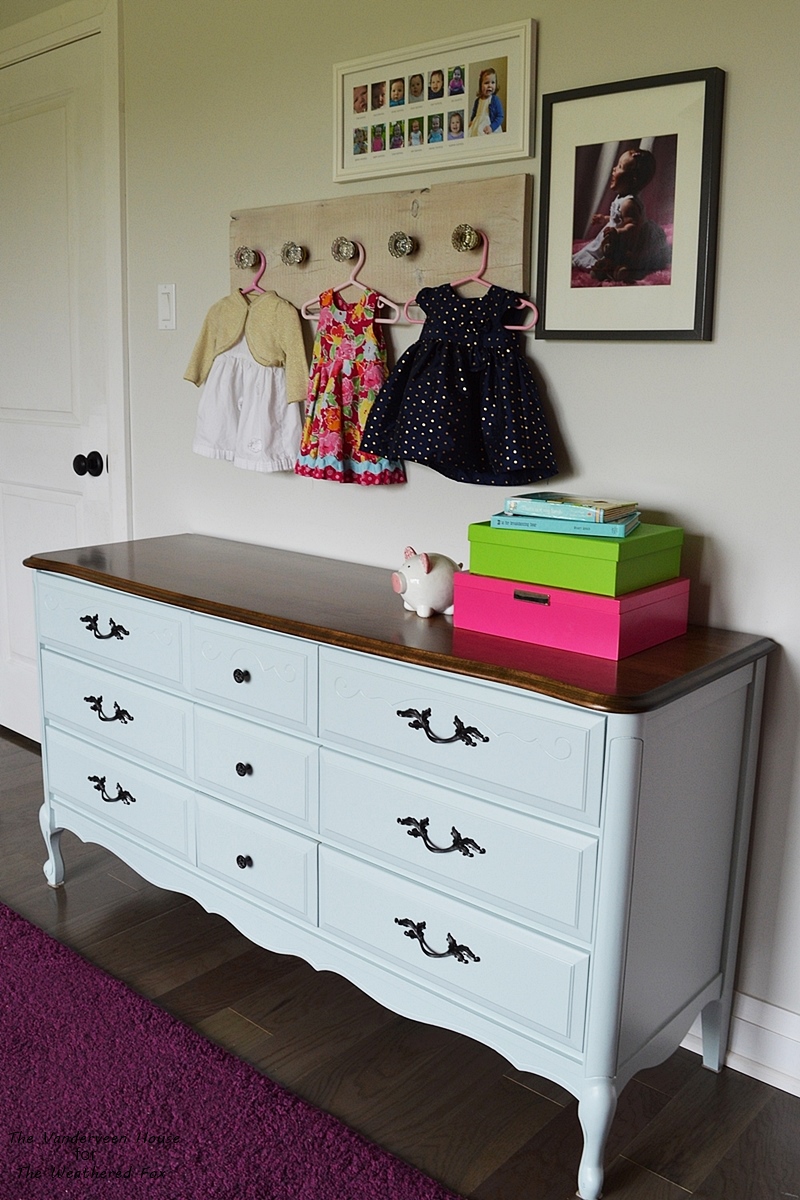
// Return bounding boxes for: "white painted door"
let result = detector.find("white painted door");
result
[0,23,126,740]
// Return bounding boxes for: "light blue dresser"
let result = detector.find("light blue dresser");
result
[25,534,775,1200]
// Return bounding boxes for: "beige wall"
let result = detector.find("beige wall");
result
[0,0,61,25]
[4,0,800,1082]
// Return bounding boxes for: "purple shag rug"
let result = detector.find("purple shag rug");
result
[0,903,464,1199]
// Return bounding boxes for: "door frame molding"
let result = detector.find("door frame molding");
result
[1,0,131,542]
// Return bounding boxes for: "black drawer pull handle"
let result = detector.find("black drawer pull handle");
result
[233,668,251,684]
[396,707,488,748]
[87,774,136,805]
[513,589,550,605]
[84,695,134,724]
[394,917,479,964]
[398,816,485,858]
[235,761,253,777]
[236,854,253,869]
[81,613,130,640]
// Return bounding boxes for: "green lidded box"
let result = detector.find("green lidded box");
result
[467,521,684,597]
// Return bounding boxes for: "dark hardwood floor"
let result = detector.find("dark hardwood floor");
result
[2,726,797,1199]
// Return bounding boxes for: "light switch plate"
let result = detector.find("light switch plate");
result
[157,283,176,330]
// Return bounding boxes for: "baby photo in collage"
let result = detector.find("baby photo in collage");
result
[465,58,507,137]
[352,125,368,154]
[351,55,507,156]
[370,123,385,152]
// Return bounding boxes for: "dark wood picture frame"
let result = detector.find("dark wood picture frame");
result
[535,68,725,341]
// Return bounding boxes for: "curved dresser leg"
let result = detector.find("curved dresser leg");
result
[39,802,64,888]
[577,1077,617,1199]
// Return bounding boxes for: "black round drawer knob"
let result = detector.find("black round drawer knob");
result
[232,668,251,684]
[236,854,253,869]
[235,762,253,777]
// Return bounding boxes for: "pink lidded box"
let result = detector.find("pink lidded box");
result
[453,572,690,660]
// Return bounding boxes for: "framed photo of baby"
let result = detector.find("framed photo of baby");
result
[535,68,725,341]
[333,20,535,182]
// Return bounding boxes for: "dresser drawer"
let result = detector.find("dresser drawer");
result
[190,615,316,735]
[319,648,606,825]
[36,575,186,685]
[195,707,318,830]
[195,795,317,922]
[319,848,589,1049]
[45,728,191,859]
[40,649,191,775]
[320,750,597,940]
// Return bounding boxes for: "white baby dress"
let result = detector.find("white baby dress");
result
[185,289,308,473]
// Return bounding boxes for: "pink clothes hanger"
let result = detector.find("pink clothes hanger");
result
[403,229,539,330]
[505,297,539,331]
[240,250,267,296]
[301,241,400,324]
[450,228,491,288]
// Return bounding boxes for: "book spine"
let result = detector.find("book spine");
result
[490,514,638,536]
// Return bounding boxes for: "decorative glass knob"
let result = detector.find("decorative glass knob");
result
[234,246,259,269]
[451,223,481,252]
[388,231,416,258]
[280,241,306,266]
[331,236,356,262]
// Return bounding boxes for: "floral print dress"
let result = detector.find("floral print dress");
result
[294,289,406,485]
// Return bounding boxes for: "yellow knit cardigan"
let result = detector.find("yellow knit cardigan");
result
[184,290,309,404]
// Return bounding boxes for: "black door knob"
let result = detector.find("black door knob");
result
[73,451,105,477]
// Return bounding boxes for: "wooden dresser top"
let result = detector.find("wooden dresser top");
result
[25,534,776,714]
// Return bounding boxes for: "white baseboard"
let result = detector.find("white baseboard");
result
[682,992,800,1097]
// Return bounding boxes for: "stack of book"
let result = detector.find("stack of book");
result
[452,492,690,661]
[494,492,641,538]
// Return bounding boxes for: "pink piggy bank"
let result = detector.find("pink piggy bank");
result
[392,546,462,618]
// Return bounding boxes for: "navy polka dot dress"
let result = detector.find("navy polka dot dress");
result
[361,284,558,485]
